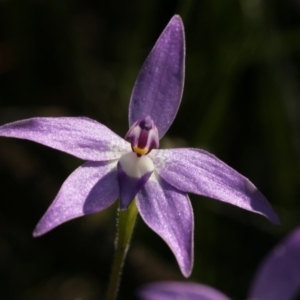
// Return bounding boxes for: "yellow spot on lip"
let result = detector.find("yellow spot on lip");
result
[133,147,148,156]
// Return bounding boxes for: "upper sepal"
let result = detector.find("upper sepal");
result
[129,15,185,139]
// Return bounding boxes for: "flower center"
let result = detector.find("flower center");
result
[117,151,154,209]
[125,115,159,156]
[119,152,154,178]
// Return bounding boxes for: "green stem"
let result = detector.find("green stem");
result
[105,199,138,300]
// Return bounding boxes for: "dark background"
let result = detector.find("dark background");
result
[0,0,300,299]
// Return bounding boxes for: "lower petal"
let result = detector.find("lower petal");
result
[136,173,194,277]
[33,160,119,236]
[151,148,279,224]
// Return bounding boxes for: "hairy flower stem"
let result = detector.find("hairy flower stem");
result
[105,200,138,300]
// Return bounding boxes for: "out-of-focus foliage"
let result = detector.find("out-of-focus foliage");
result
[0,0,300,299]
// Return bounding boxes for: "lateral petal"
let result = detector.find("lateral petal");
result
[136,174,193,277]
[0,117,130,161]
[138,282,231,300]
[249,227,300,300]
[129,15,185,138]
[33,160,119,236]
[151,148,279,224]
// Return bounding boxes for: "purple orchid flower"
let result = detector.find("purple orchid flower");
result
[0,15,278,277]
[139,227,300,300]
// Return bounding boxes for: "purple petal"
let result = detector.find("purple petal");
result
[129,15,185,138]
[0,117,129,161]
[248,227,300,300]
[136,174,193,277]
[151,148,279,224]
[33,160,119,236]
[138,282,231,300]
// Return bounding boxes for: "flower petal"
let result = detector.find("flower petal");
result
[248,227,300,300]
[0,117,129,161]
[118,152,154,210]
[136,174,193,277]
[151,148,279,224]
[33,160,119,236]
[138,282,231,300]
[129,15,185,138]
